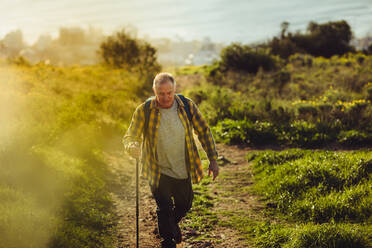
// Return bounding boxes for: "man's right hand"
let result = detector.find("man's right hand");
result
[128,142,141,159]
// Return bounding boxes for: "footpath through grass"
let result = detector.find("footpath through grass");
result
[182,147,372,248]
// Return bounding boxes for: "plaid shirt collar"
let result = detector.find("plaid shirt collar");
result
[148,94,185,109]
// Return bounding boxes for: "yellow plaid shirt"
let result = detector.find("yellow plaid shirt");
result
[123,95,218,187]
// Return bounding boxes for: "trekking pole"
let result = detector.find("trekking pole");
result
[136,158,139,248]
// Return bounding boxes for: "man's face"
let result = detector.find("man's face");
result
[153,80,175,109]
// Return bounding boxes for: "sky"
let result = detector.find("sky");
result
[1,0,372,45]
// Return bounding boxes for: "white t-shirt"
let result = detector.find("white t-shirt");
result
[156,100,188,179]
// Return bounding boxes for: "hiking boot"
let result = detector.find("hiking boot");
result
[169,214,182,244]
[161,238,176,248]
[173,222,182,244]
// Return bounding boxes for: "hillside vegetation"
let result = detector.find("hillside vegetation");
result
[245,149,372,248]
[183,52,372,148]
[0,61,144,248]
[1,19,371,248]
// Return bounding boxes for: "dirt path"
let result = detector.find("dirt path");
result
[209,144,263,248]
[105,143,262,248]
[105,151,161,248]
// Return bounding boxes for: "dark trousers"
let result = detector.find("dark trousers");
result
[151,173,194,241]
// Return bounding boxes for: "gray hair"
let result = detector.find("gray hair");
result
[153,72,176,89]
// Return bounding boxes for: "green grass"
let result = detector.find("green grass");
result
[239,149,372,248]
[219,211,371,248]
[0,186,59,248]
[218,211,260,246]
[175,65,210,76]
[254,222,370,248]
[2,50,372,248]
[185,53,372,148]
[0,62,146,248]
[181,160,219,242]
[251,150,372,222]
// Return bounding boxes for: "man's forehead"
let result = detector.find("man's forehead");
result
[155,81,175,91]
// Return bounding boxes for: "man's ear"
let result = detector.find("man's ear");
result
[152,86,156,95]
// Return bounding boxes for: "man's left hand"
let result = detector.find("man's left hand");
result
[208,159,219,180]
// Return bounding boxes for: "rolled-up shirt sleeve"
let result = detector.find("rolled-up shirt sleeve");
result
[189,100,218,161]
[123,103,145,152]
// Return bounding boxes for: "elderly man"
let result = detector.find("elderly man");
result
[123,72,219,248]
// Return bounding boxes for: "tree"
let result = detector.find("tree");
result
[1,29,25,58]
[99,30,160,72]
[99,30,161,94]
[280,21,289,39]
[57,27,86,46]
[301,20,354,57]
[269,36,301,59]
[365,43,372,55]
[268,20,355,59]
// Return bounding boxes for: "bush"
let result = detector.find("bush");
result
[287,120,335,147]
[219,43,277,73]
[213,119,278,146]
[367,86,372,101]
[213,117,344,147]
[338,130,372,147]
[185,84,257,125]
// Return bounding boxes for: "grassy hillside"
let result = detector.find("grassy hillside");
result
[0,60,146,248]
[176,53,372,247]
[246,149,372,248]
[182,53,372,148]
[1,50,371,248]
[173,145,372,248]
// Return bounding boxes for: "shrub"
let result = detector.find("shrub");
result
[252,149,307,167]
[297,105,318,120]
[338,130,372,146]
[367,86,372,101]
[185,84,258,125]
[287,120,334,147]
[213,119,279,146]
[219,43,277,73]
